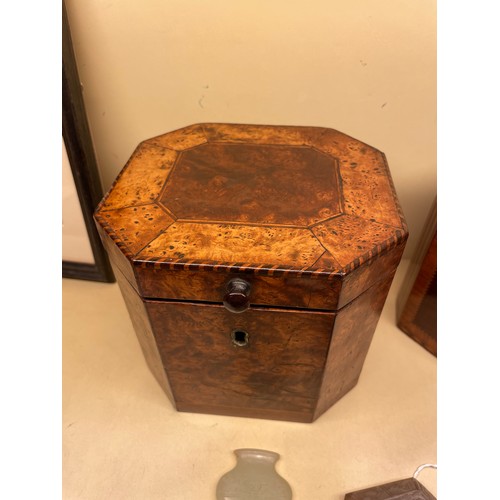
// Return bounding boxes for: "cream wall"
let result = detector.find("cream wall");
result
[65,0,436,258]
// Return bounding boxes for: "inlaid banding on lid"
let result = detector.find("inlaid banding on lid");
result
[95,123,407,278]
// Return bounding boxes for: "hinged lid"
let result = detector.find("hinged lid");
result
[95,123,407,308]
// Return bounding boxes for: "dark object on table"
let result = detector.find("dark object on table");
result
[345,477,436,499]
[94,123,408,422]
[397,199,437,356]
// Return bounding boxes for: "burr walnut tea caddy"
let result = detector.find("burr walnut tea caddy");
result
[94,123,408,423]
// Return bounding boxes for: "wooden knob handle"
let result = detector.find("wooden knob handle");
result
[223,278,251,313]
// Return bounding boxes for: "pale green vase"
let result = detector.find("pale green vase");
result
[216,449,292,500]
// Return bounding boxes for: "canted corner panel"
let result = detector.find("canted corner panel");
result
[145,124,208,151]
[314,274,395,421]
[308,129,405,228]
[312,214,402,269]
[201,123,310,146]
[311,252,342,273]
[340,164,404,228]
[94,204,175,256]
[136,222,325,269]
[159,142,342,226]
[100,143,178,211]
[306,127,383,167]
[95,221,136,287]
[112,265,176,404]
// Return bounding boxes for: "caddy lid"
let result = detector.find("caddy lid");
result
[94,123,407,279]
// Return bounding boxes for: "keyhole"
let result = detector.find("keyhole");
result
[231,329,249,347]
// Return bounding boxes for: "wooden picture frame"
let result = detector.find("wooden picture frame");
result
[397,199,437,356]
[62,1,114,283]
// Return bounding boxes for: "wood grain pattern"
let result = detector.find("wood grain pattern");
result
[134,245,404,312]
[135,266,343,310]
[398,232,437,356]
[313,214,403,268]
[201,123,310,145]
[160,143,341,226]
[136,222,326,268]
[99,143,178,211]
[340,167,403,228]
[132,271,396,422]
[146,300,335,422]
[112,265,175,405]
[95,223,136,287]
[146,123,208,151]
[344,477,436,500]
[338,240,406,309]
[314,274,395,420]
[95,123,407,281]
[95,203,174,255]
[93,123,409,422]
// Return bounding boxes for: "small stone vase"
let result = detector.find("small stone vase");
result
[216,448,292,500]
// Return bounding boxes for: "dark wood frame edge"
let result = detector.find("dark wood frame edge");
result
[396,198,437,356]
[397,232,437,356]
[62,1,114,283]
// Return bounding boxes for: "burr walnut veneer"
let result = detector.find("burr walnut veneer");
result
[94,123,408,423]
